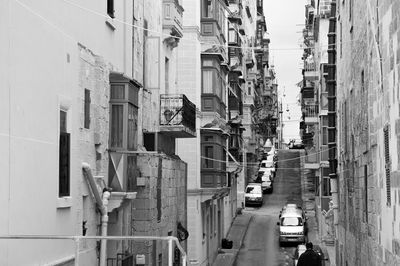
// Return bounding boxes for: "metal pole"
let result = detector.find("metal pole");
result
[168,238,173,266]
[74,238,80,266]
[182,254,187,266]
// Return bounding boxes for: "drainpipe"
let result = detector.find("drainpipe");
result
[82,163,110,266]
[100,190,111,266]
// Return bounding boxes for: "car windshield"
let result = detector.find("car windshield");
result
[281,217,303,226]
[246,186,261,194]
[262,175,271,182]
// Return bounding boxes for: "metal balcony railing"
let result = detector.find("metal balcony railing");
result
[303,104,319,117]
[0,235,190,266]
[304,61,316,71]
[160,94,196,133]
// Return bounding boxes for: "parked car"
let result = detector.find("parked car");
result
[258,168,275,182]
[261,173,273,193]
[245,183,263,207]
[277,207,308,246]
[279,204,307,226]
[260,159,275,169]
[293,244,327,266]
[290,139,304,149]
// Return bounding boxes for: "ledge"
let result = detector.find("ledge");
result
[107,192,137,212]
[57,197,73,209]
[105,18,116,31]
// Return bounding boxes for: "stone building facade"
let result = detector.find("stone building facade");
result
[336,0,400,265]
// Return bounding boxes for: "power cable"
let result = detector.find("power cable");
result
[201,145,336,166]
[14,0,347,53]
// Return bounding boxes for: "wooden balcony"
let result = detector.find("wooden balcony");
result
[303,104,319,123]
[160,94,196,138]
[303,61,318,80]
[163,0,184,48]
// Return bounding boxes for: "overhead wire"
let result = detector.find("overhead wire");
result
[14,0,347,53]
[200,145,337,166]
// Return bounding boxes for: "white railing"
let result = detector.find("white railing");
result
[0,235,189,266]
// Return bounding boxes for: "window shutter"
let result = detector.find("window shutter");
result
[107,0,115,18]
[84,89,90,129]
[384,125,391,206]
[59,132,70,197]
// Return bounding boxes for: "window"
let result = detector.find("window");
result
[157,170,162,221]
[322,116,328,145]
[165,57,169,94]
[204,135,214,142]
[59,110,70,197]
[361,70,364,91]
[110,104,123,148]
[127,104,137,150]
[322,177,331,196]
[364,165,368,222]
[384,125,391,206]
[228,29,237,43]
[349,0,353,22]
[339,22,343,58]
[202,0,213,18]
[202,70,214,93]
[158,254,162,266]
[109,75,139,151]
[204,146,214,168]
[210,204,213,238]
[107,0,115,18]
[84,89,91,129]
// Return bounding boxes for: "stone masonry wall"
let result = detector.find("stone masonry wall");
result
[77,45,111,264]
[131,153,188,266]
[336,0,400,265]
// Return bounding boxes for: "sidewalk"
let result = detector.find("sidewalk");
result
[306,215,336,266]
[300,150,336,266]
[212,213,253,266]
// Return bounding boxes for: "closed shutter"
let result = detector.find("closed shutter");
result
[107,0,114,18]
[84,89,90,129]
[384,125,391,206]
[59,132,70,197]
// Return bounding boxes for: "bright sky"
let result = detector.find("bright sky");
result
[264,0,305,142]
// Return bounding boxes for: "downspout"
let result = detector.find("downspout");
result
[82,163,110,266]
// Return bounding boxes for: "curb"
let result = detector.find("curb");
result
[232,214,254,265]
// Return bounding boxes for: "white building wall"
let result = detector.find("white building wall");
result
[0,1,133,265]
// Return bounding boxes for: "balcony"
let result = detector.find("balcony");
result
[303,104,319,123]
[228,0,243,24]
[201,172,227,188]
[160,94,196,138]
[303,61,318,81]
[163,0,184,48]
[245,49,254,67]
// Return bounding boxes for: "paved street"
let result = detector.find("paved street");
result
[235,150,305,266]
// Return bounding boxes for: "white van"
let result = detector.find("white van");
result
[277,209,307,245]
[245,183,263,207]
